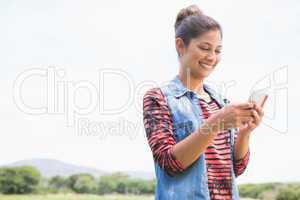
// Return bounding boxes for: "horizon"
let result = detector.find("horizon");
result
[3,157,300,185]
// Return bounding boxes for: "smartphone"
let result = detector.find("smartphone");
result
[248,90,269,108]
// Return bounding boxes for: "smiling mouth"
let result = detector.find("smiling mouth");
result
[199,62,214,69]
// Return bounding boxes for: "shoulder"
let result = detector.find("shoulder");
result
[143,87,165,102]
[143,87,169,109]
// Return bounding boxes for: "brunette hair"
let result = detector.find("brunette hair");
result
[175,5,223,46]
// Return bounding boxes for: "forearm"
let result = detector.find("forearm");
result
[172,121,219,169]
[234,129,251,160]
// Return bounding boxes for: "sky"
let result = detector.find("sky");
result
[0,0,299,184]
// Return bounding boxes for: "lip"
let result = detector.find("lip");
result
[199,62,214,69]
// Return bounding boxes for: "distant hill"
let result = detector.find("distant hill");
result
[2,158,106,177]
[1,158,155,180]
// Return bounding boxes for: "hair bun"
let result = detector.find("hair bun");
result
[175,5,203,30]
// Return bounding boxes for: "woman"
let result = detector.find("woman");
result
[143,5,264,200]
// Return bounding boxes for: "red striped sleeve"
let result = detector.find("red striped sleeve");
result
[143,87,186,176]
[233,147,250,177]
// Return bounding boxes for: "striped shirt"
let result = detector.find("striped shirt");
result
[143,88,250,200]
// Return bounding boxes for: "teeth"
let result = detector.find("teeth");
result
[200,63,212,69]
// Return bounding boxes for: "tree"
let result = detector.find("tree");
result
[0,166,41,194]
[73,175,97,193]
[66,173,95,193]
[97,175,117,194]
[276,188,300,200]
[96,172,156,195]
[48,176,68,192]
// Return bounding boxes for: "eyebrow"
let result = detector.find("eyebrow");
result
[200,42,222,48]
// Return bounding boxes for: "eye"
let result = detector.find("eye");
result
[215,49,222,54]
[199,46,210,51]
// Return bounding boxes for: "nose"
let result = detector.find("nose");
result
[205,51,217,64]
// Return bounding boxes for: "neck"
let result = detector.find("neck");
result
[178,68,205,94]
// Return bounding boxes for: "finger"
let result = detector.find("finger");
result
[240,116,254,124]
[235,102,254,109]
[237,109,255,117]
[247,121,257,130]
[251,109,261,125]
[253,104,264,117]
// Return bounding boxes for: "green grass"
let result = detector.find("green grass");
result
[0,194,258,200]
[0,194,154,200]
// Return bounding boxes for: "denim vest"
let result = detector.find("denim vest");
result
[154,75,240,200]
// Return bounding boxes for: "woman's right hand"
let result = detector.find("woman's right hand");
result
[202,102,255,134]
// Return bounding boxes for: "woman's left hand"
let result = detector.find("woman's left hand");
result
[239,102,264,135]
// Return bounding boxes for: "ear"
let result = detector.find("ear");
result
[175,37,186,57]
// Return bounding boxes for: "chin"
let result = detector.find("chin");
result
[196,70,213,79]
[188,67,213,79]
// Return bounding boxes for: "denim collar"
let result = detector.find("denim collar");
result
[169,75,223,106]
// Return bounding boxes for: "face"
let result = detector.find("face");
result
[176,29,222,79]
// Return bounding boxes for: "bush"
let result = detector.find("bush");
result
[73,175,97,193]
[0,166,41,194]
[239,183,277,199]
[47,176,69,193]
[0,167,156,195]
[276,188,300,200]
[126,179,155,195]
[96,172,156,195]
[97,174,118,194]
[66,173,96,193]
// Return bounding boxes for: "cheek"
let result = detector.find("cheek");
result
[191,49,205,61]
[215,54,221,65]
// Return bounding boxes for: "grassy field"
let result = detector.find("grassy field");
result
[0,194,258,200]
[0,194,154,200]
